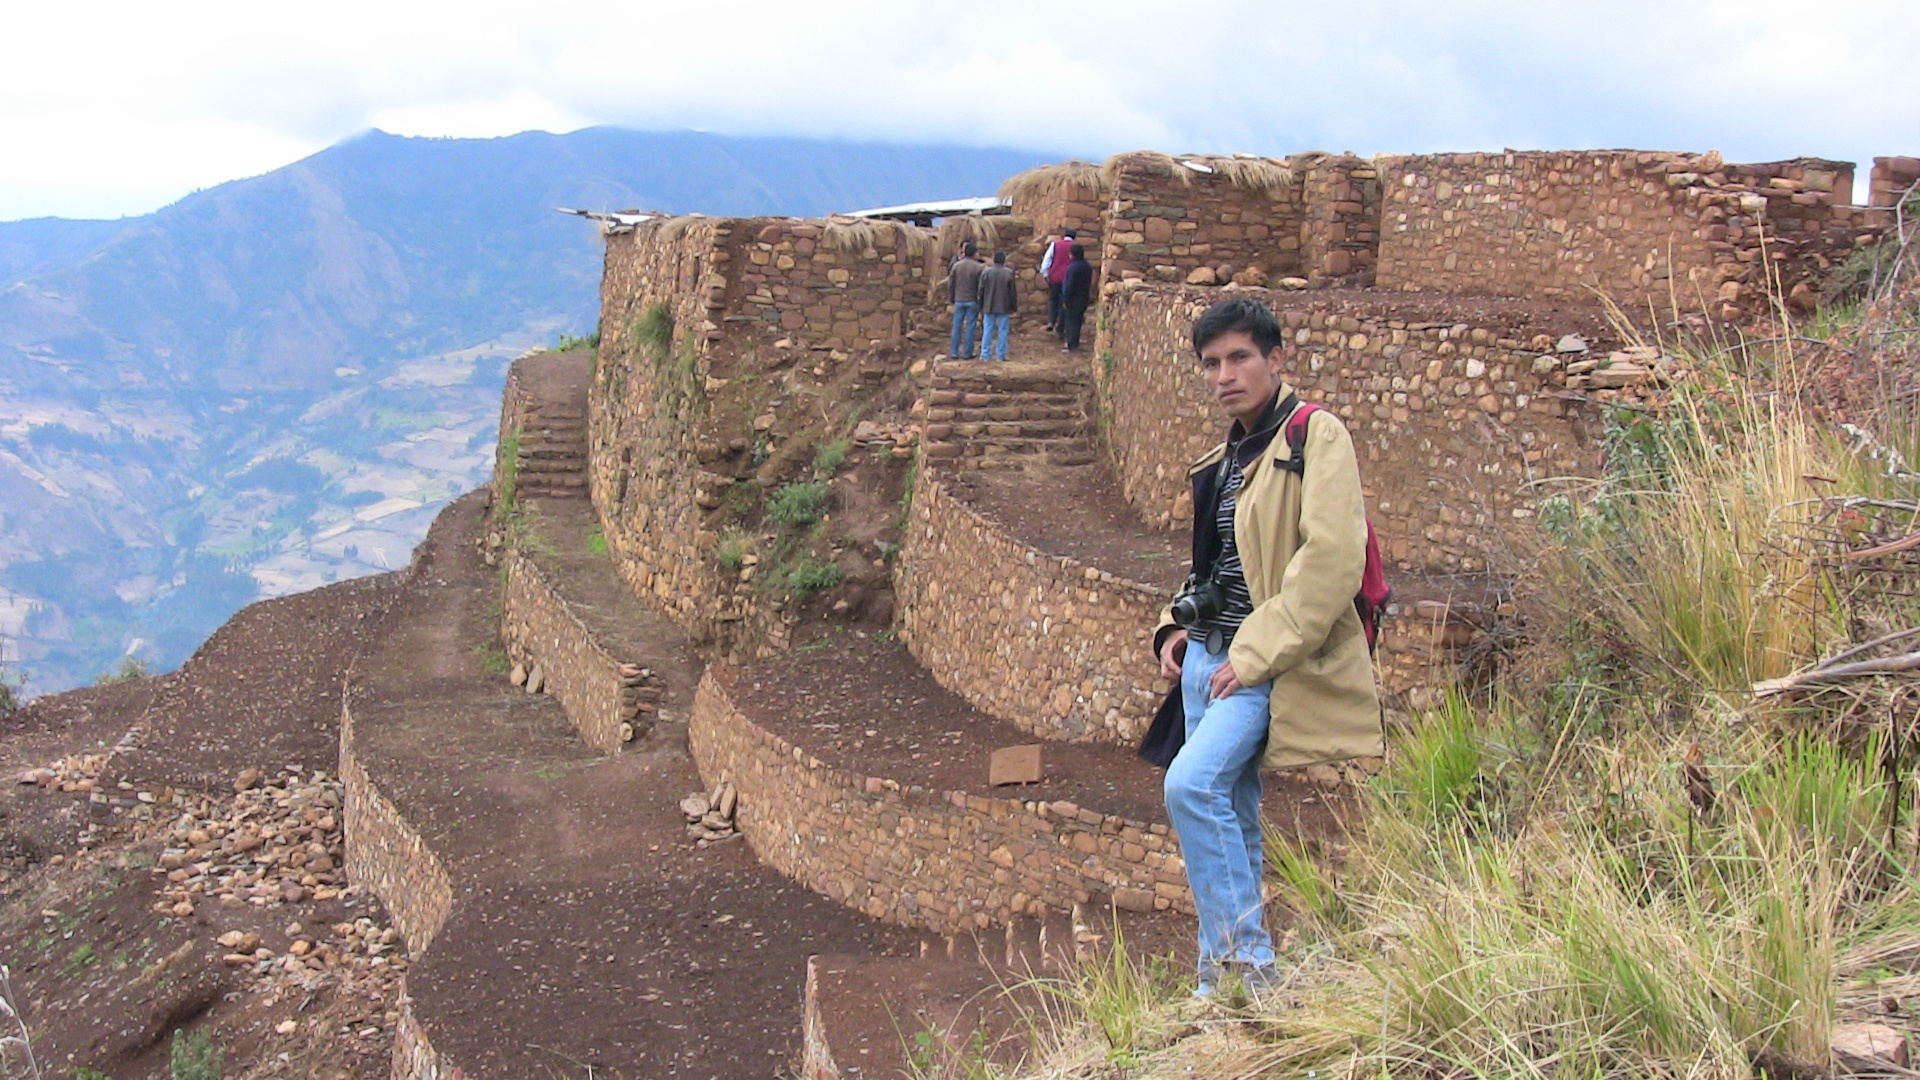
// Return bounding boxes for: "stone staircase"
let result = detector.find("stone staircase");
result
[508,354,590,501]
[920,349,1097,471]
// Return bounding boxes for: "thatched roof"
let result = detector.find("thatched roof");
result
[997,159,1106,204]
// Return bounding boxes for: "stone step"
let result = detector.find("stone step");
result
[941,404,1084,423]
[518,446,585,460]
[922,438,1097,466]
[923,419,1089,441]
[517,459,585,474]
[931,375,1091,395]
[517,472,586,486]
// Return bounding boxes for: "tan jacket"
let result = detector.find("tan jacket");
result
[1156,386,1383,768]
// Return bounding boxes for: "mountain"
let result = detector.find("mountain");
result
[0,128,1051,694]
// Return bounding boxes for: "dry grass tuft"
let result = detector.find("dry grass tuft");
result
[937,214,1000,257]
[997,160,1106,205]
[820,216,933,258]
[653,214,706,243]
[1190,155,1296,195]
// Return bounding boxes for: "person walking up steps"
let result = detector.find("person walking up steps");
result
[947,240,986,359]
[978,250,1017,361]
[1039,228,1076,335]
[1058,244,1093,352]
[1145,297,1382,999]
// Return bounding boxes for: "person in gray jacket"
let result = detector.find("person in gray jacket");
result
[977,251,1017,361]
[948,240,986,359]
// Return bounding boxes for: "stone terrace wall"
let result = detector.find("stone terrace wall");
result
[1101,152,1307,288]
[591,214,937,656]
[1299,154,1384,284]
[894,471,1169,745]
[1094,282,1611,575]
[492,359,535,508]
[499,545,666,753]
[1376,151,1874,320]
[339,695,453,955]
[1874,157,1920,208]
[690,671,1192,933]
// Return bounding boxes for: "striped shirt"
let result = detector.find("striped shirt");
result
[1201,454,1257,646]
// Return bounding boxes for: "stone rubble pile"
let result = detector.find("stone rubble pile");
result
[850,419,920,459]
[150,767,350,916]
[680,780,739,846]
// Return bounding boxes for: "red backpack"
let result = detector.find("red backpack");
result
[1277,402,1391,652]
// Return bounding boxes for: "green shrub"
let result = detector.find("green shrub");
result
[584,526,608,557]
[784,559,843,598]
[767,481,830,527]
[170,1027,223,1080]
[812,439,850,477]
[556,331,599,352]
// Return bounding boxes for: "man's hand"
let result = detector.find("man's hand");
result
[1208,661,1242,701]
[1158,630,1187,680]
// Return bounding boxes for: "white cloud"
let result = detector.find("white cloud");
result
[2,0,1916,220]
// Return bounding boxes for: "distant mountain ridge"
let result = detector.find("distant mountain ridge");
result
[0,128,1052,693]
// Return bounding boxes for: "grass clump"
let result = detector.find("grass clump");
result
[782,559,842,599]
[812,439,850,478]
[584,525,608,557]
[556,330,599,352]
[716,535,753,572]
[767,481,831,527]
[496,426,520,513]
[170,1027,222,1080]
[93,657,154,685]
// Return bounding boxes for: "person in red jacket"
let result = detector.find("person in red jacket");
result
[1039,229,1077,336]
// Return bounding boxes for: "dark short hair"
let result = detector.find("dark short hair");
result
[993,250,1007,264]
[1070,243,1086,260]
[1063,229,1077,238]
[963,239,978,256]
[1192,297,1284,357]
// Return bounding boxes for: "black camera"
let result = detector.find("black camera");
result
[1171,574,1226,630]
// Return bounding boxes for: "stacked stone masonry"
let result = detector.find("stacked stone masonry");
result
[499,545,667,753]
[1101,152,1309,288]
[1006,172,1106,313]
[895,472,1169,745]
[1094,282,1614,577]
[690,670,1194,933]
[1375,151,1875,320]
[1874,157,1920,208]
[591,212,939,656]
[339,697,453,956]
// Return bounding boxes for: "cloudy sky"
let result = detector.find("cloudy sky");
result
[4,0,1917,221]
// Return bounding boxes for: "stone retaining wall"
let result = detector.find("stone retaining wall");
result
[690,671,1193,934]
[339,694,453,957]
[1375,150,1874,319]
[390,993,455,1080]
[895,470,1168,745]
[499,545,665,753]
[1095,283,1609,575]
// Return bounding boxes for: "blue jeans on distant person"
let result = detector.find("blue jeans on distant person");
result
[982,313,1009,360]
[950,301,980,358]
[1166,641,1274,975]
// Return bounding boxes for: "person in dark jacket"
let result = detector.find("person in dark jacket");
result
[948,240,986,359]
[977,251,1017,360]
[1058,244,1093,352]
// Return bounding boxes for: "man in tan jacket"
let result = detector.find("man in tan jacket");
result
[1151,297,1382,996]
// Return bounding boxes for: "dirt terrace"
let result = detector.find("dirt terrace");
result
[346,491,927,1079]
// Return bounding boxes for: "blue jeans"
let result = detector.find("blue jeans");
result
[981,313,1009,359]
[950,301,980,358]
[1166,642,1274,973]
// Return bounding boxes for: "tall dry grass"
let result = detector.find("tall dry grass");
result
[968,305,1920,1080]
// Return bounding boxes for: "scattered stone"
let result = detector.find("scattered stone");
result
[1305,763,1344,791]
[1556,334,1590,353]
[680,794,710,819]
[509,663,527,687]
[16,768,53,785]
[234,767,263,792]
[1275,277,1309,290]
[275,1020,299,1035]
[526,666,545,695]
[1184,266,1217,285]
[1834,1022,1909,1068]
[716,782,738,820]
[989,745,1044,787]
[1112,888,1156,913]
